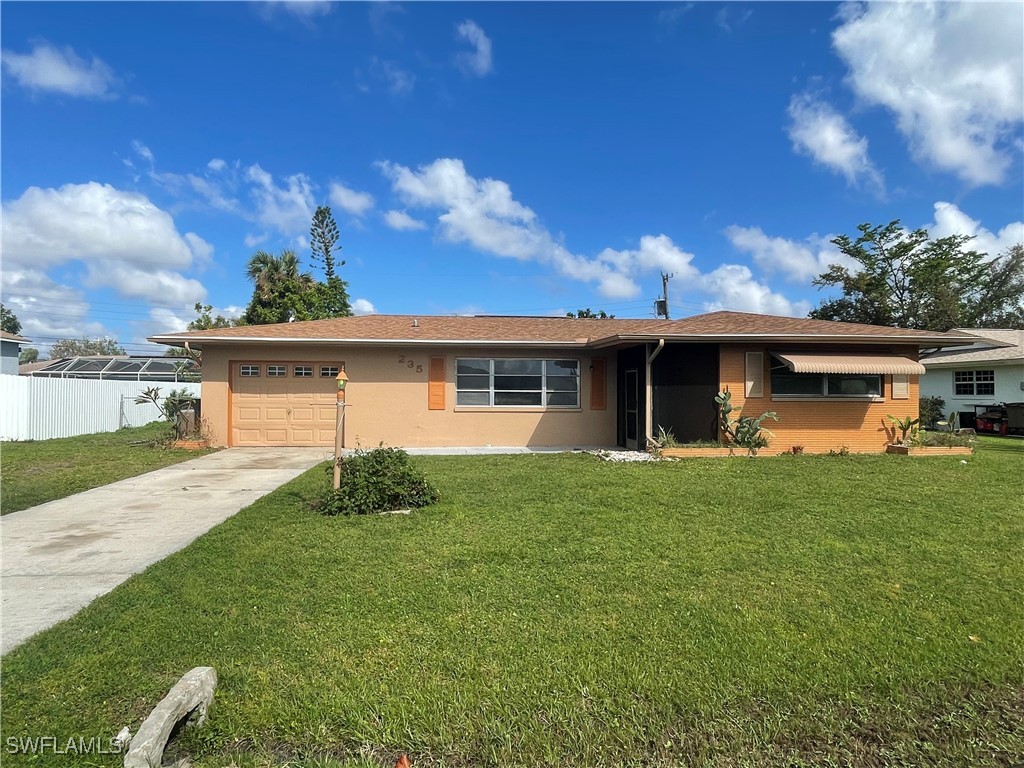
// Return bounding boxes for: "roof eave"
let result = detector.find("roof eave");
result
[148,335,591,348]
[587,333,975,349]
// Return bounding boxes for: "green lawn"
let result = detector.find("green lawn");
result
[1,439,1022,767]
[0,423,215,514]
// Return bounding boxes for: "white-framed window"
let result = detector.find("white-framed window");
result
[240,364,260,377]
[770,358,881,397]
[320,366,340,378]
[954,370,995,396]
[294,365,313,378]
[268,365,287,377]
[456,358,580,407]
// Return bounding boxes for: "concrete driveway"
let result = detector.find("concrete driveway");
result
[1,447,327,655]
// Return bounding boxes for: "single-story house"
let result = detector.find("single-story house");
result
[0,330,31,376]
[921,328,1024,410]
[150,311,972,453]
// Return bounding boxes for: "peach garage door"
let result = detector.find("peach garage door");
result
[231,362,340,446]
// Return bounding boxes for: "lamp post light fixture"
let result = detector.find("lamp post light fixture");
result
[333,367,349,489]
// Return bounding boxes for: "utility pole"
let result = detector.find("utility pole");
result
[654,272,673,319]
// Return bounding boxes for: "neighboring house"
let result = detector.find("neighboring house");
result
[0,331,31,376]
[921,328,1024,410]
[150,311,971,453]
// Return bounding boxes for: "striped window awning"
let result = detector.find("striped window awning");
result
[774,353,926,375]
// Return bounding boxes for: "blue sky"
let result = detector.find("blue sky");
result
[2,1,1022,355]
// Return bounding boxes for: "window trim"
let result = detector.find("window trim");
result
[240,364,261,377]
[455,357,581,410]
[267,364,287,378]
[293,365,313,378]
[953,369,995,397]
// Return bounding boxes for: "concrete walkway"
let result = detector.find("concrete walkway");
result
[1,447,327,655]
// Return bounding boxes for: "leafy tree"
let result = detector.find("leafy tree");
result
[243,250,317,325]
[1,303,22,335]
[309,205,352,318]
[19,348,39,364]
[310,205,342,279]
[567,308,616,318]
[188,302,241,331]
[242,208,354,325]
[810,221,1024,330]
[50,337,126,358]
[165,303,244,358]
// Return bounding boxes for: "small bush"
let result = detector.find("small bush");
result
[914,430,975,448]
[919,396,945,428]
[314,445,439,516]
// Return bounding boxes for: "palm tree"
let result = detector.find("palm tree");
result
[246,250,313,298]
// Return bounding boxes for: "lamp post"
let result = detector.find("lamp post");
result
[333,367,349,490]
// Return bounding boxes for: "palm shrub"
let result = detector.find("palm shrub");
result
[314,446,439,516]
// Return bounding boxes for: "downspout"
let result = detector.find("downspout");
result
[645,338,665,450]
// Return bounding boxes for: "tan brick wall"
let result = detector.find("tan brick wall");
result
[719,344,920,454]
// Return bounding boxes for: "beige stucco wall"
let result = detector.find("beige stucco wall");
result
[200,343,618,448]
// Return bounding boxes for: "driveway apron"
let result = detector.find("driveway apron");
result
[1,447,327,654]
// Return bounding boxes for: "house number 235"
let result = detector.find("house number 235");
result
[397,355,423,373]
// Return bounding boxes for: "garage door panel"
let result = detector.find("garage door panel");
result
[232,361,339,447]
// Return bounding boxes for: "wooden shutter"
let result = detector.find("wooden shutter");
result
[892,373,909,400]
[590,358,607,410]
[745,351,764,398]
[428,356,446,410]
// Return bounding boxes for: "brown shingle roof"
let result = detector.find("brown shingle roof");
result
[149,311,973,348]
[0,330,31,343]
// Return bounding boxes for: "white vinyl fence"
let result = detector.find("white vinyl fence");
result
[0,375,201,442]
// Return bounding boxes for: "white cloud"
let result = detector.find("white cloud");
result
[246,164,315,235]
[87,264,205,306]
[0,182,208,305]
[724,225,845,282]
[369,2,404,38]
[2,182,204,269]
[370,57,415,95]
[378,156,804,314]
[260,1,333,20]
[207,158,227,172]
[244,232,270,248]
[787,92,884,194]
[352,298,377,315]
[927,202,1024,259]
[0,269,107,344]
[657,4,695,31]
[832,2,1024,186]
[132,140,155,165]
[383,209,427,231]
[455,20,493,77]
[700,264,811,317]
[1,42,118,98]
[329,182,374,217]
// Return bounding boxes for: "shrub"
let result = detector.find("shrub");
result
[919,396,945,428]
[914,430,975,448]
[314,445,439,516]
